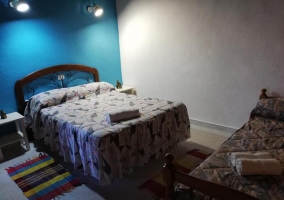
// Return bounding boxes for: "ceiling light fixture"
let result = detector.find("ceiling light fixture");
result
[87,4,103,17]
[9,0,29,12]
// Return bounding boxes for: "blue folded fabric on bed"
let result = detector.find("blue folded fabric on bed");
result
[106,108,140,123]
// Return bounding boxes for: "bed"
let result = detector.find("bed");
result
[15,64,191,185]
[163,89,284,200]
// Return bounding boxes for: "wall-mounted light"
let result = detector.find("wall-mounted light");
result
[87,4,103,17]
[9,0,29,12]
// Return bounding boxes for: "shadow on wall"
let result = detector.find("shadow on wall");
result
[271,92,281,98]
[115,0,131,16]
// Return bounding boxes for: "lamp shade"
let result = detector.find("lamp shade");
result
[94,6,103,17]
[9,0,29,12]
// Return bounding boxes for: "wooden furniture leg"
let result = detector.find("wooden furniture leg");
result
[15,118,30,150]
[163,153,176,200]
[0,148,3,161]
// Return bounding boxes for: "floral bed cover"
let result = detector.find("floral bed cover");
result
[177,98,284,200]
[24,82,190,185]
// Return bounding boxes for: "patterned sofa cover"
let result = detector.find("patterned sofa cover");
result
[176,98,284,200]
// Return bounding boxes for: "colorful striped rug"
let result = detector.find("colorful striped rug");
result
[138,149,211,200]
[6,153,82,200]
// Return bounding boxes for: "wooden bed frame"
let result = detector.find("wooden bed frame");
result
[163,154,258,200]
[15,63,192,185]
[163,89,276,200]
[14,64,100,114]
[259,88,278,100]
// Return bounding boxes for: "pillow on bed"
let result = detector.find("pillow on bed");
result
[31,81,114,107]
[24,82,114,129]
[82,81,115,98]
[250,98,284,121]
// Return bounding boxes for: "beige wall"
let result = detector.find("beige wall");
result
[116,0,284,129]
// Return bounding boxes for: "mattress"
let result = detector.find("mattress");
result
[24,82,191,185]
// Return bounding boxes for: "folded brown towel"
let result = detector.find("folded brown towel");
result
[106,108,140,123]
[231,152,272,166]
[236,158,282,176]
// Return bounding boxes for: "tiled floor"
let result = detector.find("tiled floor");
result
[189,125,230,149]
[0,126,230,200]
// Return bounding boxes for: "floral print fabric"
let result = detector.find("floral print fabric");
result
[24,82,114,136]
[250,98,284,121]
[177,114,284,199]
[24,82,190,185]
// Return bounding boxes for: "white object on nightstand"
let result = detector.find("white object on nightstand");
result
[115,86,135,95]
[0,112,30,161]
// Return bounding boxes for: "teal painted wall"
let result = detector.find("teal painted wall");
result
[0,0,122,116]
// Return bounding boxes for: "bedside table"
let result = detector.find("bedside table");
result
[0,112,30,161]
[115,86,135,95]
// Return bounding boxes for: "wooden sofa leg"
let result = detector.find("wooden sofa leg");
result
[163,153,176,200]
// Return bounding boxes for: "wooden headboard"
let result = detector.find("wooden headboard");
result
[15,64,100,114]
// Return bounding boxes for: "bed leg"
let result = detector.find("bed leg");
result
[190,188,194,199]
[163,153,176,200]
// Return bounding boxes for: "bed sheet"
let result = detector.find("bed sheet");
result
[26,89,190,185]
[177,116,284,200]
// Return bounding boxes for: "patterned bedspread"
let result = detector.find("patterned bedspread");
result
[24,82,190,185]
[177,98,284,200]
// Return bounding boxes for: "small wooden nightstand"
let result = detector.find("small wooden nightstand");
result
[0,112,30,161]
[115,86,135,95]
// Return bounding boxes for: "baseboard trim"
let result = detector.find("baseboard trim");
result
[190,118,237,137]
